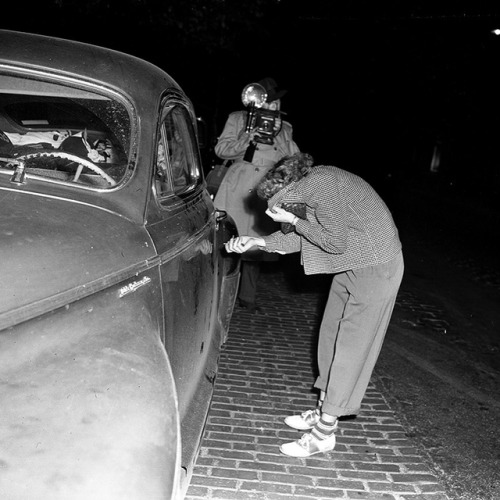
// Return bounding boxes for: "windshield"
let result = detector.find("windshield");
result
[0,73,131,189]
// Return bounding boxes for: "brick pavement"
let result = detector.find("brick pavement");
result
[185,257,450,500]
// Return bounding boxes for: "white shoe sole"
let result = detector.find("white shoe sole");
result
[280,433,336,457]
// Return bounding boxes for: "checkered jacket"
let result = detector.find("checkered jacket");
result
[262,166,402,275]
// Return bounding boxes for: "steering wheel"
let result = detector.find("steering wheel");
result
[17,151,117,187]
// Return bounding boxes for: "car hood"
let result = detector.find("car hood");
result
[0,187,155,328]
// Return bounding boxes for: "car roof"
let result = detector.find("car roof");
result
[0,29,182,113]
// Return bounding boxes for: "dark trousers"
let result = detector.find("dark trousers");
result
[238,260,261,305]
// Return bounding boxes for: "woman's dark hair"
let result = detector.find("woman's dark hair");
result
[257,152,314,200]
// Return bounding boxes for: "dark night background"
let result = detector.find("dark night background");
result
[3,4,500,497]
[3,0,500,202]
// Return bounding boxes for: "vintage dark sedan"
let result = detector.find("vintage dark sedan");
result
[0,30,239,499]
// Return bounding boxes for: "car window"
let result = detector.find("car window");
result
[0,73,131,189]
[154,104,201,198]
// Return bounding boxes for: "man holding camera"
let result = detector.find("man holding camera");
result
[214,77,300,313]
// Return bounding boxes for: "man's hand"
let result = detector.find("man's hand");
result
[273,117,282,134]
[265,206,296,224]
[225,236,265,253]
[237,128,260,143]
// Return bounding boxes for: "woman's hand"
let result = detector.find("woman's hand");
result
[265,206,296,224]
[225,236,265,253]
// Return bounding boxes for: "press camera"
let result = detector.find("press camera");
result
[241,83,281,145]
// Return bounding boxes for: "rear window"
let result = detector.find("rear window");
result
[0,73,132,189]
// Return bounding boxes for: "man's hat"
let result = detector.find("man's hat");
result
[257,77,287,102]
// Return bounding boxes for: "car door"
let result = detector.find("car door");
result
[145,100,220,467]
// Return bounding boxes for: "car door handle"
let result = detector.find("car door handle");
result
[215,210,227,229]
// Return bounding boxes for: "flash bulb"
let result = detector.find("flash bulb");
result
[241,83,268,108]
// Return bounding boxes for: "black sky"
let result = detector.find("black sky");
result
[3,1,500,189]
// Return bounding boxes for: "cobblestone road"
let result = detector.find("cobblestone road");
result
[185,259,449,500]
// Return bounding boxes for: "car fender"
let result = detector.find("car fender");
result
[0,268,181,500]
